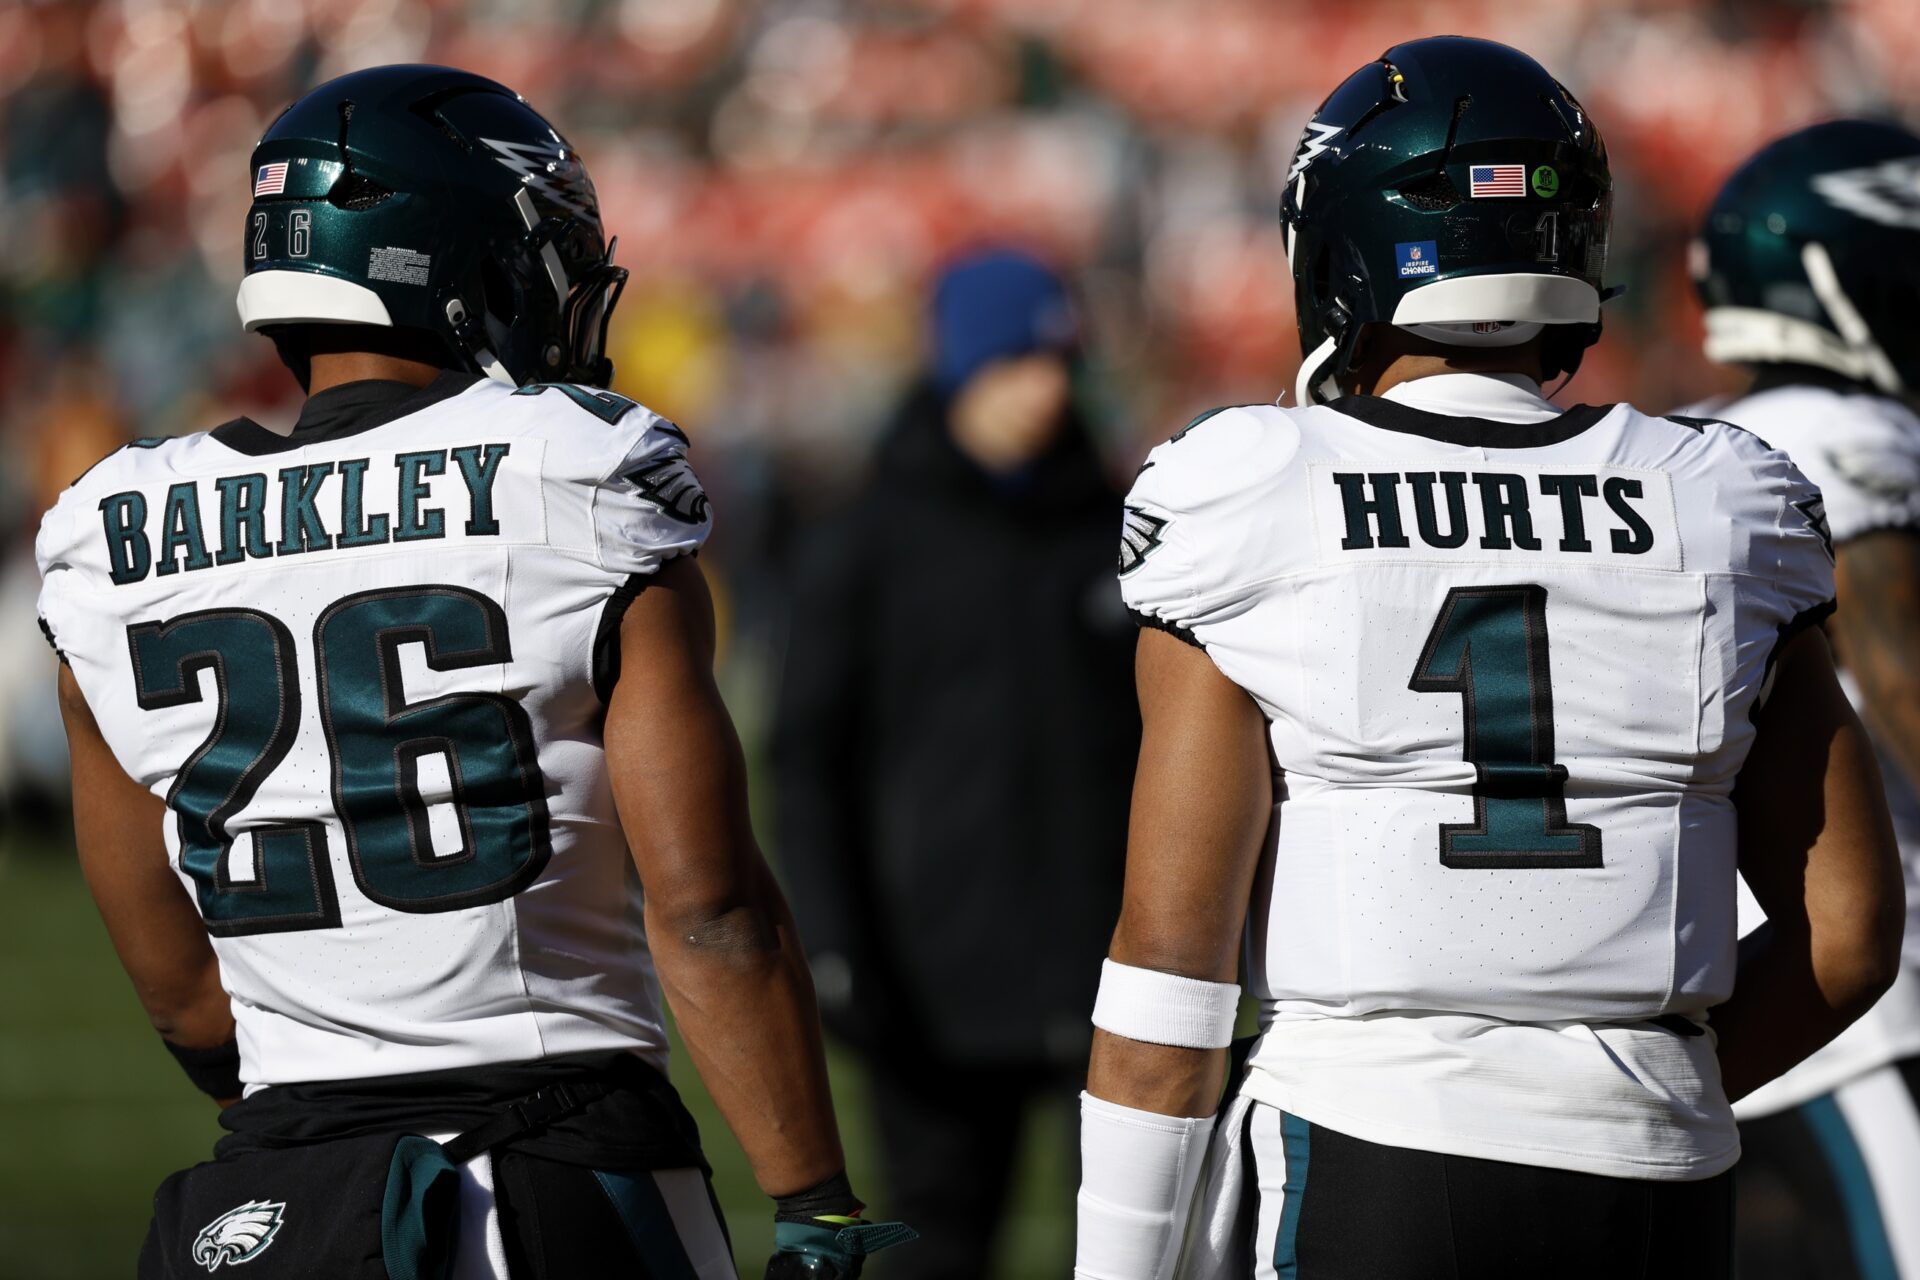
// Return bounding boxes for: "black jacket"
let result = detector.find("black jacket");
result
[772,385,1138,1068]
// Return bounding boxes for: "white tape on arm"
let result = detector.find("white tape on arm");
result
[1091,959,1240,1049]
[1075,1091,1211,1280]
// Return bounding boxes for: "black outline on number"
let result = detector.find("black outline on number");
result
[314,585,554,914]
[396,735,478,869]
[127,609,339,936]
[1408,584,1603,870]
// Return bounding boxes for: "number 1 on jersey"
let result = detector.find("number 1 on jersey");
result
[1409,584,1602,869]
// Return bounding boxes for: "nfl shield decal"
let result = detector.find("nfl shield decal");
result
[192,1200,286,1270]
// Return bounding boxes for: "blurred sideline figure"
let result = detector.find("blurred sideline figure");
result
[0,365,128,829]
[1687,119,1920,1280]
[775,248,1137,1278]
[1076,38,1903,1280]
[37,65,908,1279]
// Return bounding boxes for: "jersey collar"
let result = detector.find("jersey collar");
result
[1332,373,1614,448]
[212,371,482,456]
[1379,371,1559,421]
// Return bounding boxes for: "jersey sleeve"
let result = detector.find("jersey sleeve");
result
[588,406,712,577]
[1741,394,1920,546]
[1735,433,1838,695]
[1119,405,1300,637]
[34,484,91,666]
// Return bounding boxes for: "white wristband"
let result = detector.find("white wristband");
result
[1091,959,1240,1049]
[1075,1092,1211,1280]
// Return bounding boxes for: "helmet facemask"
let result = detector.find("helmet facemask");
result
[460,195,629,388]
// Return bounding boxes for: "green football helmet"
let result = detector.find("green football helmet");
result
[238,64,626,388]
[1694,118,1920,395]
[1280,36,1615,403]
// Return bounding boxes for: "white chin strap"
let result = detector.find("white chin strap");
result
[1294,335,1340,406]
[445,297,516,386]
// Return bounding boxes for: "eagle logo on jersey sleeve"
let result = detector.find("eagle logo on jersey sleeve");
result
[621,452,710,525]
[1119,505,1168,576]
[192,1200,286,1270]
[1793,493,1835,562]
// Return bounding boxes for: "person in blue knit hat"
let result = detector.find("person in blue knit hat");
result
[773,246,1138,1278]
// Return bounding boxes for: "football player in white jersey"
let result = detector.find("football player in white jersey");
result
[1687,119,1920,1280]
[1074,38,1904,1280]
[38,66,908,1279]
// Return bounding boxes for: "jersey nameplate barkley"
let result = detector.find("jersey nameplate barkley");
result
[1308,462,1682,570]
[96,440,542,585]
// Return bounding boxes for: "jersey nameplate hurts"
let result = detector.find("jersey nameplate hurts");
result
[1311,463,1678,567]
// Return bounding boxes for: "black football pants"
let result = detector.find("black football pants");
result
[1257,1109,1733,1279]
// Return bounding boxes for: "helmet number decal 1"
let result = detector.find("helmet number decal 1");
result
[1504,211,1562,263]
[250,212,268,261]
[1535,212,1560,263]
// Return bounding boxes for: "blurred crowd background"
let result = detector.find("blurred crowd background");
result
[3,0,1919,1276]
[6,0,1920,806]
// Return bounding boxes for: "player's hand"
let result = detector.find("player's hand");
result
[763,1215,918,1278]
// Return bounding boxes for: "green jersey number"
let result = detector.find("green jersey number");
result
[128,587,552,936]
[510,382,639,424]
[1408,584,1603,869]
[130,611,337,936]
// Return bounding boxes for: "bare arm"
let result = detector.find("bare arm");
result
[1717,626,1904,1101]
[1830,529,1920,788]
[56,665,236,1096]
[604,556,845,1196]
[1085,628,1273,1118]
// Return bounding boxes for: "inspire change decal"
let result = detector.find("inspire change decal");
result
[1397,241,1439,278]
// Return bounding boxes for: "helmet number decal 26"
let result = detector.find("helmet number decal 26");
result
[249,208,313,260]
[127,586,553,935]
[1408,584,1603,869]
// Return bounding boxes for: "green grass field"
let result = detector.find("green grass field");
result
[0,840,1072,1278]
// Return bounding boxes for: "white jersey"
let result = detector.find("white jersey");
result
[1686,383,1920,1118]
[1121,372,1834,1181]
[36,373,709,1091]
